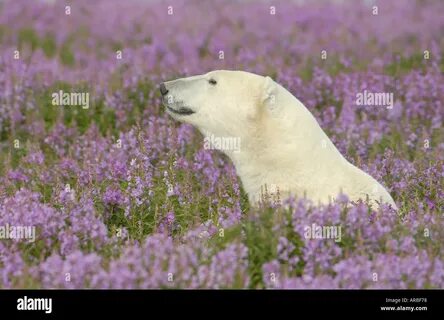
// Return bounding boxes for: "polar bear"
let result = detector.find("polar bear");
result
[160,70,397,209]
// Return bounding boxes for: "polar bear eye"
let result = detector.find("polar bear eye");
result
[208,79,217,85]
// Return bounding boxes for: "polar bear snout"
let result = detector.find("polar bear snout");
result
[161,81,196,117]
[159,83,169,96]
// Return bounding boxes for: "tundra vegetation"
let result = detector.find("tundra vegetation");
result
[0,0,443,288]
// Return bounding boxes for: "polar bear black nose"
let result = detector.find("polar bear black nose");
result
[159,83,169,96]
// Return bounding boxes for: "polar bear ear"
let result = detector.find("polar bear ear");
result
[262,76,277,110]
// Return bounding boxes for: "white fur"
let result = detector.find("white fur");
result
[163,70,397,209]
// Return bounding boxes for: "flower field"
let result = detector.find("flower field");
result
[0,0,443,289]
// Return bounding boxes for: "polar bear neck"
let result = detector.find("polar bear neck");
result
[222,86,351,203]
[228,86,347,168]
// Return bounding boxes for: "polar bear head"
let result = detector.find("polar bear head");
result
[160,70,280,140]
